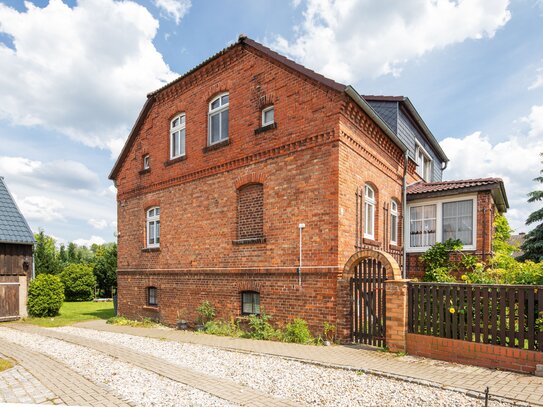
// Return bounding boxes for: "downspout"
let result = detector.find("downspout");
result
[402,151,409,279]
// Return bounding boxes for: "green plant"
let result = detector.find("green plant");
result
[323,322,336,342]
[196,301,216,324]
[519,152,543,262]
[283,318,314,344]
[106,316,159,327]
[204,318,244,337]
[59,263,96,301]
[27,274,65,317]
[245,312,282,340]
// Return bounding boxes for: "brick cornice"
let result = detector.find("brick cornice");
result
[118,130,338,200]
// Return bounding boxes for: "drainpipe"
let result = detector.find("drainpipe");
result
[298,223,305,286]
[402,151,409,279]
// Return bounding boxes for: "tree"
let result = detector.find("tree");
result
[58,244,67,264]
[59,263,96,301]
[34,230,60,275]
[93,243,117,297]
[520,153,543,262]
[67,242,78,263]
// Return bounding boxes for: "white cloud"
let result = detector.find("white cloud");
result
[153,0,191,24]
[73,235,107,247]
[16,195,65,222]
[88,218,108,230]
[528,67,543,90]
[272,0,511,82]
[440,105,543,233]
[0,0,178,157]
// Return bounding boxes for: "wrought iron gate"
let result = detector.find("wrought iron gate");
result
[350,258,387,347]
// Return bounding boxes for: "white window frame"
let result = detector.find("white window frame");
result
[146,207,160,248]
[143,154,150,170]
[390,200,399,246]
[170,114,186,159]
[406,194,477,253]
[415,141,432,181]
[208,93,229,145]
[262,105,274,126]
[364,185,375,239]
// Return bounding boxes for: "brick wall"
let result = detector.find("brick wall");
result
[236,183,264,241]
[406,333,543,374]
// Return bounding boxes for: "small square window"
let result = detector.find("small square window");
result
[148,287,157,306]
[241,291,260,315]
[143,155,150,170]
[262,106,274,126]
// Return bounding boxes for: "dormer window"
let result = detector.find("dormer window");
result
[170,114,186,159]
[143,154,150,170]
[209,93,229,145]
[415,142,432,181]
[262,106,274,126]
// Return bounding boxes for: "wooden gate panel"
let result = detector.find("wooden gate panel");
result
[0,283,19,320]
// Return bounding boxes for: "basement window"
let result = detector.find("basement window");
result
[241,291,260,315]
[147,287,158,306]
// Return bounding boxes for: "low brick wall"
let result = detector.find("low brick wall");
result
[406,333,543,374]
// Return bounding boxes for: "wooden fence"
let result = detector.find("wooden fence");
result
[408,282,543,351]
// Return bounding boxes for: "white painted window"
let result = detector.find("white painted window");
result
[170,114,186,159]
[208,93,229,145]
[443,200,474,245]
[143,154,150,170]
[407,195,477,252]
[415,143,432,181]
[390,200,399,245]
[146,207,160,248]
[364,185,375,239]
[262,106,274,126]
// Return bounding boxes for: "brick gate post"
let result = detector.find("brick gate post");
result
[385,279,410,352]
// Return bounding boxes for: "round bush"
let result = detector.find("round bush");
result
[27,274,64,317]
[59,264,96,301]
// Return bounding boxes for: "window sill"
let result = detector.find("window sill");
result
[232,237,266,245]
[143,305,159,311]
[363,238,380,247]
[389,244,402,251]
[164,155,186,167]
[142,247,160,253]
[139,168,151,175]
[203,139,230,153]
[254,122,277,135]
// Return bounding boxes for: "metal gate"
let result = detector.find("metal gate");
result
[350,258,387,347]
[0,282,20,321]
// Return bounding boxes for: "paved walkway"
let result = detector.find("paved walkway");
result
[11,324,302,407]
[75,319,543,406]
[0,339,130,406]
[0,361,58,405]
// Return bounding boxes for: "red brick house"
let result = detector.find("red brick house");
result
[109,36,508,338]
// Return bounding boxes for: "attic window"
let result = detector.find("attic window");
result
[415,143,432,181]
[143,155,150,170]
[262,106,274,126]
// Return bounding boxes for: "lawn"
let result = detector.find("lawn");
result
[23,301,115,327]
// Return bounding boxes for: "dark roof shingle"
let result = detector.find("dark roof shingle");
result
[0,177,35,245]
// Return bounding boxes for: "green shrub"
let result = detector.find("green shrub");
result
[284,318,313,344]
[196,301,216,324]
[204,319,243,337]
[27,274,64,317]
[59,264,96,301]
[245,312,282,340]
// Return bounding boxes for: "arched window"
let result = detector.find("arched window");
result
[170,114,186,159]
[147,287,158,306]
[390,200,399,245]
[146,207,160,248]
[241,291,260,315]
[208,93,229,145]
[237,183,264,241]
[364,185,375,239]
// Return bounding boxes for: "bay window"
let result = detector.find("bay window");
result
[409,204,436,248]
[443,200,473,245]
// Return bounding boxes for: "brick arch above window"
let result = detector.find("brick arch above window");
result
[234,172,267,190]
[235,182,265,244]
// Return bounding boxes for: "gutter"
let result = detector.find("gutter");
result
[402,151,409,279]
[345,86,408,154]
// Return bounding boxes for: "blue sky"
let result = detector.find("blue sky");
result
[0,0,542,246]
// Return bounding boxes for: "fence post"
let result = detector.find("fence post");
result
[385,279,410,352]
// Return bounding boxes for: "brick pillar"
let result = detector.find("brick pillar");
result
[385,279,410,352]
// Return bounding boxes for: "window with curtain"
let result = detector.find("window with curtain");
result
[364,185,375,239]
[170,114,186,159]
[241,291,260,315]
[390,200,399,245]
[208,93,229,145]
[147,287,157,306]
[409,204,436,247]
[442,200,473,245]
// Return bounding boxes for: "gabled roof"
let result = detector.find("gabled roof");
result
[363,95,449,163]
[109,36,432,180]
[407,178,509,213]
[0,177,35,245]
